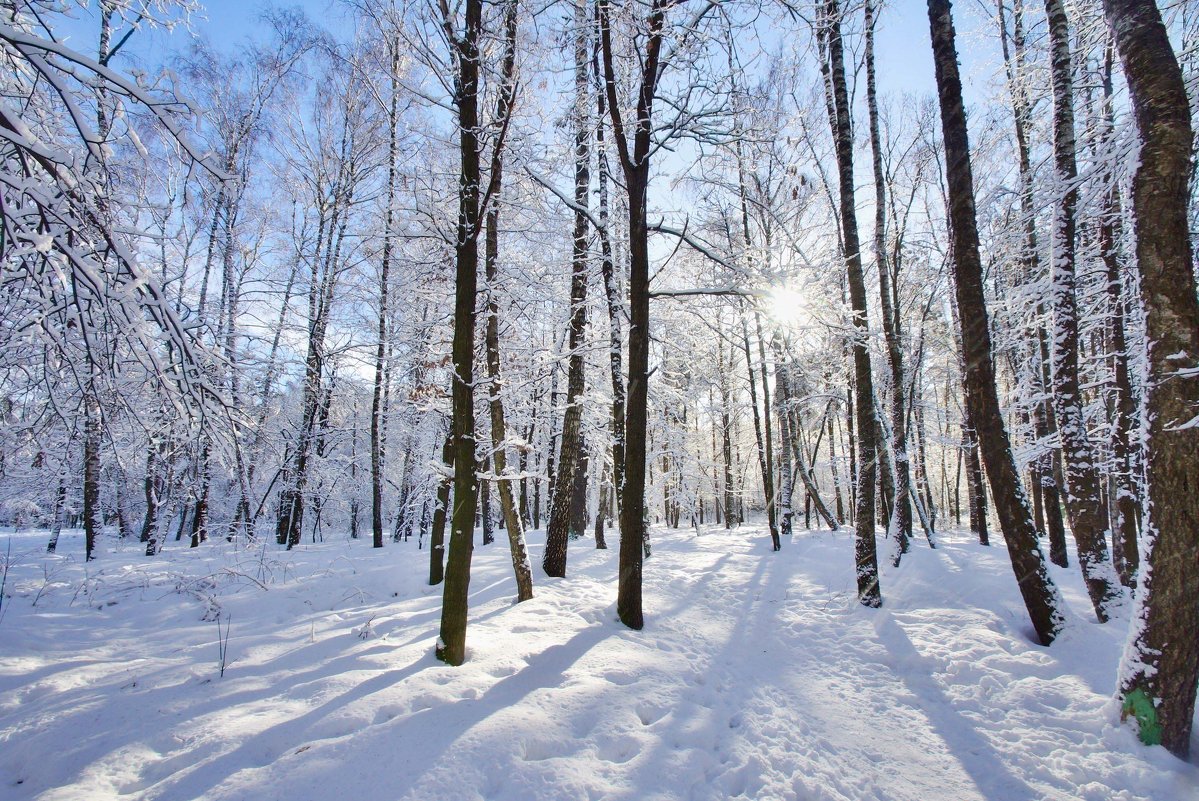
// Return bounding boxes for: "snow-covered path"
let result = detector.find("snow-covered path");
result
[1,525,1195,800]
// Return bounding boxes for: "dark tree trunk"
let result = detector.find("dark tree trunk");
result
[755,315,779,548]
[83,389,101,561]
[600,0,671,631]
[437,0,485,667]
[594,0,625,525]
[927,0,1062,645]
[429,430,453,586]
[824,0,881,606]
[828,405,845,524]
[720,348,736,529]
[1104,0,1199,757]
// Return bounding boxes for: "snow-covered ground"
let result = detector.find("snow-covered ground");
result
[0,523,1195,801]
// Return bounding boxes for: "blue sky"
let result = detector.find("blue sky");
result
[62,0,1000,108]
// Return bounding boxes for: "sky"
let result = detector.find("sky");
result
[60,0,1003,109]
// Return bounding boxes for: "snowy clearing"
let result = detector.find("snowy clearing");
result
[1,526,1196,801]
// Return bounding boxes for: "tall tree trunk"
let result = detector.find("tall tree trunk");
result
[1098,41,1140,588]
[1104,0,1199,756]
[824,0,881,606]
[544,0,591,577]
[719,329,736,529]
[480,0,533,603]
[436,0,485,667]
[772,341,794,542]
[828,404,846,524]
[927,0,1062,645]
[600,0,671,631]
[594,0,625,527]
[755,314,779,548]
[741,316,777,544]
[865,0,911,561]
[997,0,1067,565]
[371,40,401,550]
[1044,0,1122,622]
[83,390,101,561]
[594,459,611,549]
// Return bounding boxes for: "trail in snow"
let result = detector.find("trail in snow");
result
[0,524,1195,801]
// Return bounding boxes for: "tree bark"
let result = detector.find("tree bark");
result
[371,39,401,550]
[824,0,881,606]
[1098,40,1140,588]
[600,0,672,631]
[83,388,101,561]
[865,0,911,562]
[437,0,485,667]
[1044,0,1122,622]
[479,0,534,603]
[741,316,777,545]
[544,0,591,578]
[1104,0,1199,756]
[928,0,1062,645]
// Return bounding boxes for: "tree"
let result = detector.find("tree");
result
[1043,0,1122,622]
[437,0,518,665]
[821,0,881,606]
[2,0,220,565]
[864,0,911,564]
[598,0,668,631]
[544,0,592,578]
[480,0,534,602]
[1103,0,1199,757]
[926,0,1062,645]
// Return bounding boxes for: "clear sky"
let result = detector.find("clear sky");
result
[68,0,1001,109]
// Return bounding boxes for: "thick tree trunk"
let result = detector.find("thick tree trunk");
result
[1104,0,1199,756]
[928,0,1062,645]
[824,0,881,605]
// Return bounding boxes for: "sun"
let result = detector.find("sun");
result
[764,287,810,329]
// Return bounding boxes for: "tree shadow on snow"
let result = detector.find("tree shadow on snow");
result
[873,612,1039,799]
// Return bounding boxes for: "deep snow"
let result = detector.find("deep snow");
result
[0,523,1196,801]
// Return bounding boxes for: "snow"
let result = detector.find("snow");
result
[1,525,1196,801]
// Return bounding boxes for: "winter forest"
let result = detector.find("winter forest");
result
[2,0,1199,796]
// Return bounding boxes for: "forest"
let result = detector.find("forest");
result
[1,0,1199,797]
